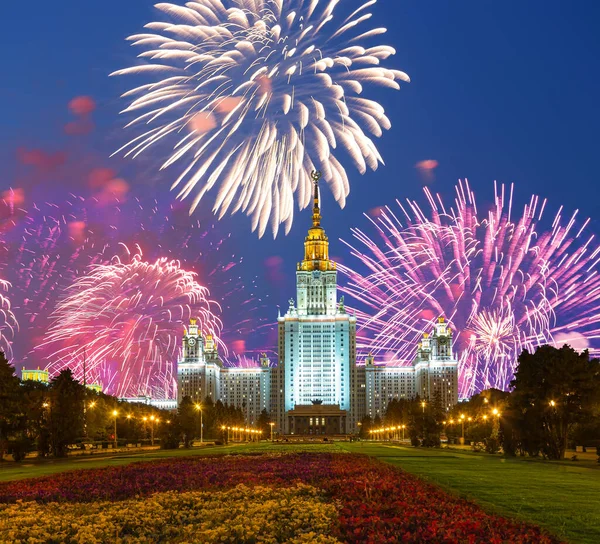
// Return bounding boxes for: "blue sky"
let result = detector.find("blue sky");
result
[1,0,599,356]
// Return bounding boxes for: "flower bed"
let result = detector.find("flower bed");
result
[0,484,339,543]
[0,453,561,543]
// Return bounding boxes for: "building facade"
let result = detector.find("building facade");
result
[274,175,356,433]
[175,178,459,432]
[363,317,459,419]
[176,320,272,425]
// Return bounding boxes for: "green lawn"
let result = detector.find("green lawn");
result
[340,442,600,544]
[2,442,599,543]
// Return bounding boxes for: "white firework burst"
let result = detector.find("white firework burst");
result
[112,0,409,236]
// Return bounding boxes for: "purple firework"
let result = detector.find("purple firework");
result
[340,180,600,397]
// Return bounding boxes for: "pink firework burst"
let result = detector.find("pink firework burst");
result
[0,279,18,359]
[40,247,223,398]
[340,180,600,397]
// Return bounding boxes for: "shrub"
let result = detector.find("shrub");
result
[485,437,500,454]
[8,439,30,462]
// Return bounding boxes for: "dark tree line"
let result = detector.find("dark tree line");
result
[0,354,174,460]
[374,345,600,460]
[361,392,446,447]
[165,397,271,448]
[501,345,600,460]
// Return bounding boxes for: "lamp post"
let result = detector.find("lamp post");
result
[269,422,275,442]
[421,401,426,443]
[112,410,118,449]
[149,415,156,446]
[491,408,501,439]
[195,404,203,444]
[459,414,466,445]
[401,424,406,441]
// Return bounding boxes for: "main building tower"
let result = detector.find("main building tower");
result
[275,172,357,434]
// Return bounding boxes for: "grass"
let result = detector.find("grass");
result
[339,442,600,544]
[1,441,599,543]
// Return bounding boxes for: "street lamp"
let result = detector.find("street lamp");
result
[421,401,427,443]
[550,400,556,407]
[149,415,156,446]
[269,422,275,442]
[195,404,203,444]
[459,414,466,444]
[112,410,118,448]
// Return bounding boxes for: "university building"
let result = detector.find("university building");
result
[176,176,458,433]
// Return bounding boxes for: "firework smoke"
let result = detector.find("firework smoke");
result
[112,0,408,236]
[341,180,600,397]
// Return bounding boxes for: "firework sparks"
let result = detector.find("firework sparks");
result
[41,248,223,398]
[112,0,408,236]
[0,280,18,359]
[340,180,600,397]
[0,187,272,395]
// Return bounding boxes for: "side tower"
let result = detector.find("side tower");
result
[177,318,222,403]
[414,317,458,410]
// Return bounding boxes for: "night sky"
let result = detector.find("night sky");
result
[1,0,599,368]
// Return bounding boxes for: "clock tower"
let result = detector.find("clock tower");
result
[177,318,222,403]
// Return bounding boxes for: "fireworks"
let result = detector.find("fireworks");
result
[112,0,408,237]
[0,189,271,395]
[340,181,600,397]
[0,280,17,359]
[41,248,223,398]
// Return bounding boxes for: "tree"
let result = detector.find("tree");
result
[158,416,182,449]
[20,380,49,457]
[202,396,215,438]
[179,396,197,448]
[358,416,372,439]
[256,408,271,440]
[0,354,24,460]
[48,369,85,457]
[422,390,444,447]
[509,345,600,460]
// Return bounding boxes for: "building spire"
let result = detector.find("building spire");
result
[298,170,335,272]
[311,170,322,227]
